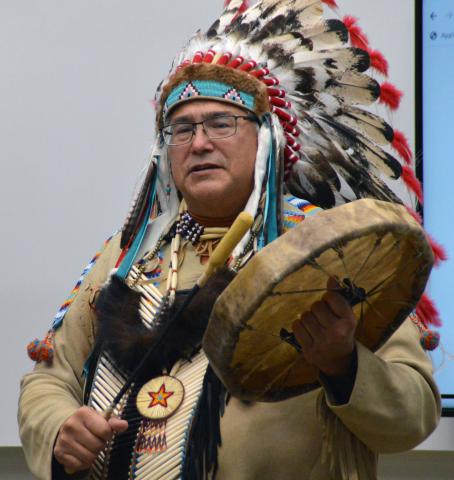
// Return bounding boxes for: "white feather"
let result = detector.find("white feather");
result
[216,0,249,34]
[310,92,340,115]
[303,21,348,49]
[232,121,272,258]
[136,142,179,260]
[261,34,309,55]
[271,65,299,91]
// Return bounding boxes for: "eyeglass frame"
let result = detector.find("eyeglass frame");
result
[160,114,260,146]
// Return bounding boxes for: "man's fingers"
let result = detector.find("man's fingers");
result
[310,300,335,327]
[67,424,107,453]
[323,278,356,319]
[326,293,356,319]
[292,315,313,346]
[327,276,341,292]
[54,406,124,473]
[56,422,105,463]
[56,437,98,470]
[60,453,88,474]
[109,417,128,433]
[301,310,325,339]
[81,408,116,442]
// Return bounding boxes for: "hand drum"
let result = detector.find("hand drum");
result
[203,199,433,402]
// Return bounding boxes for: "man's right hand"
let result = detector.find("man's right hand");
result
[53,406,128,473]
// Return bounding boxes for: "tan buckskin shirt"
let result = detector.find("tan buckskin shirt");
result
[19,218,440,479]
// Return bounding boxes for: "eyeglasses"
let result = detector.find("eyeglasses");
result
[161,114,258,146]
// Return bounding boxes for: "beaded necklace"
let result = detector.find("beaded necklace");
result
[129,202,230,307]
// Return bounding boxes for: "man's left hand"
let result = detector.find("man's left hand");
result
[292,277,357,376]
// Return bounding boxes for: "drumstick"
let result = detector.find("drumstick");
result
[103,211,252,417]
[197,211,253,287]
[105,211,252,420]
[64,212,252,475]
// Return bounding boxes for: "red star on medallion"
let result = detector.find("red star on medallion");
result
[148,383,174,408]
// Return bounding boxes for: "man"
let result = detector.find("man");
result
[19,1,441,479]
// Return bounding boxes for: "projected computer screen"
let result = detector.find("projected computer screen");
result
[421,0,454,410]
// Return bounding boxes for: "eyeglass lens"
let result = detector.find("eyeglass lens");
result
[163,115,242,145]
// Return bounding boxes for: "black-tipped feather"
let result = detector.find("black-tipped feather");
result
[318,113,402,179]
[121,163,157,249]
[324,19,349,44]
[286,156,338,208]
[342,107,394,144]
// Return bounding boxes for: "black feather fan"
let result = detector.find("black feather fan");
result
[94,268,236,377]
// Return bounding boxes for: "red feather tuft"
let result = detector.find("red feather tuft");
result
[321,0,338,7]
[368,48,389,76]
[416,294,442,327]
[392,129,413,164]
[404,208,446,266]
[379,82,403,110]
[428,235,448,266]
[225,0,249,11]
[401,165,423,203]
[405,206,422,224]
[343,16,369,49]
[238,0,249,13]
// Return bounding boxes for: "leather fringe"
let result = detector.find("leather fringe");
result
[183,366,228,480]
[317,392,377,480]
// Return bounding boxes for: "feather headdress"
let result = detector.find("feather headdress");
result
[154,0,409,208]
[118,0,445,330]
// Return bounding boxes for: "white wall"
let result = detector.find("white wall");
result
[3,0,452,476]
[1,0,221,447]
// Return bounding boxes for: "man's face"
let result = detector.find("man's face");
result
[166,100,258,218]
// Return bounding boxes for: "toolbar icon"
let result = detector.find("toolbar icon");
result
[430,31,438,40]
[430,12,437,20]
